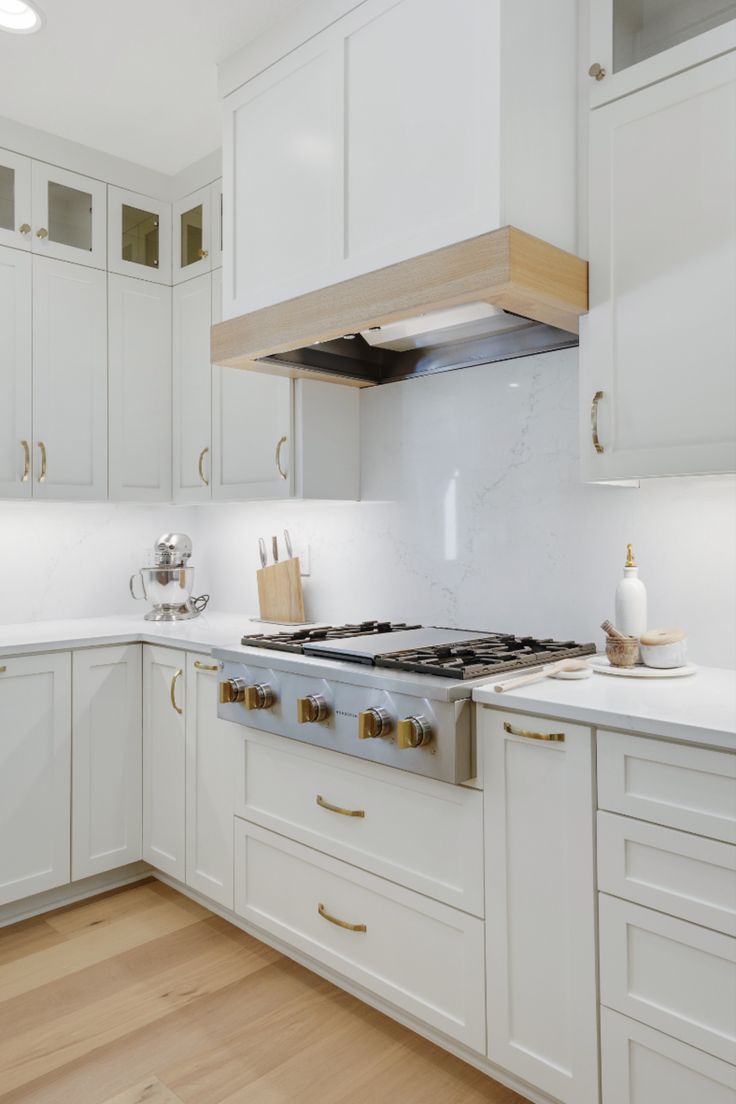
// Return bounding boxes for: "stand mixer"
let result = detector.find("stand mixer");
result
[129,533,209,621]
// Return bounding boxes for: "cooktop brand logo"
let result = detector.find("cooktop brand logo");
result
[335,709,358,719]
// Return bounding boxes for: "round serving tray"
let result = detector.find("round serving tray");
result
[589,656,697,679]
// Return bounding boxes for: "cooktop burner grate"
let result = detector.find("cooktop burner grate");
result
[376,635,597,680]
[241,621,422,654]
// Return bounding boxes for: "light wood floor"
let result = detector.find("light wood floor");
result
[0,879,528,1104]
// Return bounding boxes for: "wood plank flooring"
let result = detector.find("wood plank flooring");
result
[0,879,528,1104]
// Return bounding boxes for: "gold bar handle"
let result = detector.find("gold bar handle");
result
[591,390,605,454]
[194,660,220,671]
[318,903,367,933]
[275,435,288,480]
[37,441,47,483]
[170,669,183,714]
[198,447,209,486]
[20,439,30,483]
[316,794,365,819]
[503,721,564,743]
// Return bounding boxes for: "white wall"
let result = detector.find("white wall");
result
[1,349,734,667]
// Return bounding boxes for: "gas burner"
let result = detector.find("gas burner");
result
[241,621,422,654]
[376,634,597,680]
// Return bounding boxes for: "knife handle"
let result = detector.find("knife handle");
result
[272,536,279,563]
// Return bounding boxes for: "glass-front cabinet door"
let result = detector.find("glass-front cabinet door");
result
[31,162,107,268]
[589,0,736,103]
[0,148,32,250]
[108,186,171,284]
[173,184,211,283]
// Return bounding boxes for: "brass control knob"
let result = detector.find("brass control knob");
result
[244,683,275,710]
[358,707,391,740]
[297,694,329,724]
[219,677,246,704]
[396,715,433,750]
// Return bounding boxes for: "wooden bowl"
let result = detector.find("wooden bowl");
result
[605,636,639,668]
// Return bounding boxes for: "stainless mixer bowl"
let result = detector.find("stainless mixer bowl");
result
[130,566,199,620]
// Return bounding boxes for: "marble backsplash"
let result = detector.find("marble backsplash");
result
[1,349,734,667]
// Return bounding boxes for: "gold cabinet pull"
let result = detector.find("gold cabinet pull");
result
[316,794,365,819]
[197,248,209,259]
[318,903,367,933]
[194,660,220,671]
[36,227,48,239]
[503,721,564,743]
[37,441,47,482]
[591,391,605,454]
[20,440,30,483]
[18,223,31,235]
[275,435,288,480]
[170,669,183,714]
[198,446,209,486]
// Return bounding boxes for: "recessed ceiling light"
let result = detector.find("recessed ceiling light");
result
[0,0,43,33]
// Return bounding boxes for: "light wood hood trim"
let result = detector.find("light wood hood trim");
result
[211,227,588,387]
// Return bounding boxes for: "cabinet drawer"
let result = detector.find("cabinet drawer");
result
[599,894,736,1062]
[598,811,736,935]
[601,1007,736,1104]
[237,730,484,915]
[233,818,486,1052]
[597,731,736,843]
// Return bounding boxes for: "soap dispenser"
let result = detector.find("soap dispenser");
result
[615,544,647,638]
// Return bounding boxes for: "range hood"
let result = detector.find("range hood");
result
[211,227,588,387]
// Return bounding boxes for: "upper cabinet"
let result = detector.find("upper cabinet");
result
[108,185,172,284]
[580,52,736,480]
[221,0,578,319]
[31,162,107,268]
[0,148,31,249]
[588,0,736,105]
[173,184,212,283]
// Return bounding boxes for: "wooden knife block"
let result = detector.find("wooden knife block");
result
[256,558,306,624]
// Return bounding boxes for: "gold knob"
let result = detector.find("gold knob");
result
[358,708,391,740]
[197,248,209,259]
[297,695,329,724]
[396,716,433,750]
[244,683,274,710]
[36,227,49,239]
[19,223,31,235]
[219,677,246,704]
[588,62,606,81]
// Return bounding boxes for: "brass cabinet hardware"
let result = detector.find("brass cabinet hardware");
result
[275,435,288,480]
[20,440,30,482]
[503,721,564,743]
[18,223,31,235]
[197,248,209,259]
[37,441,47,482]
[588,62,606,81]
[170,669,183,714]
[591,390,605,454]
[0,666,6,674]
[197,446,209,486]
[316,794,365,818]
[318,902,367,933]
[194,660,220,671]
[36,227,49,239]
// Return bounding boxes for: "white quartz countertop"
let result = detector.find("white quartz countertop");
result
[472,664,736,749]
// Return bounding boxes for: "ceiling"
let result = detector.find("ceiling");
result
[0,0,302,175]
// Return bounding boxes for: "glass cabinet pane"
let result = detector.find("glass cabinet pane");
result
[0,164,14,231]
[180,204,203,268]
[48,180,93,252]
[613,0,736,73]
[122,203,159,268]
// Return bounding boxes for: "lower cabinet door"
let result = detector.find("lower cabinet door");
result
[0,652,71,905]
[72,645,142,880]
[185,654,237,909]
[601,1007,736,1104]
[482,708,599,1104]
[234,819,486,1052]
[143,645,186,879]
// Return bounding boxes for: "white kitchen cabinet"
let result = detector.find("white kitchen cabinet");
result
[601,1007,736,1104]
[31,161,106,269]
[107,185,172,284]
[581,53,736,480]
[142,645,186,879]
[482,709,599,1104]
[209,178,223,271]
[0,245,32,497]
[32,256,108,499]
[173,271,212,501]
[173,184,212,284]
[0,652,71,906]
[185,654,237,909]
[108,274,172,502]
[222,0,577,318]
[0,147,31,250]
[72,645,142,881]
[587,0,736,107]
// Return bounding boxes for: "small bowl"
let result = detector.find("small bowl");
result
[605,637,639,668]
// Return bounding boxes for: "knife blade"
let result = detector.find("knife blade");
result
[272,535,279,563]
[258,538,267,568]
[283,528,293,559]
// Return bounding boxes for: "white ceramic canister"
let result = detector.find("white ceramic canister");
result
[639,628,687,668]
[615,544,648,638]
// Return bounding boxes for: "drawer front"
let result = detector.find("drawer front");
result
[598,811,736,936]
[599,894,736,1062]
[233,818,486,1052]
[601,1007,736,1104]
[597,731,736,843]
[237,730,484,916]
